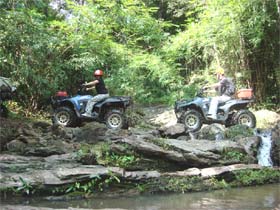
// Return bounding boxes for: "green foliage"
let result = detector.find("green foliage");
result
[165,176,205,193]
[108,154,137,168]
[100,148,138,168]
[13,177,34,195]
[0,0,279,110]
[149,138,173,150]
[136,183,146,193]
[107,51,182,104]
[76,142,138,168]
[223,150,246,162]
[52,171,121,195]
[209,178,229,189]
[161,0,279,103]
[233,168,280,186]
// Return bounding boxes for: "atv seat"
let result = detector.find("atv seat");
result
[218,99,233,107]
[95,96,110,104]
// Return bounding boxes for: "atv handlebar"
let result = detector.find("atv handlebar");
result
[196,87,207,97]
[77,84,90,95]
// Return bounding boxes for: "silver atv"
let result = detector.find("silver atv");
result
[174,88,256,132]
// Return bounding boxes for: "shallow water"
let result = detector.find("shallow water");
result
[1,184,279,210]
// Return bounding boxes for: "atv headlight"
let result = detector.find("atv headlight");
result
[174,101,185,112]
[175,109,184,119]
[174,104,183,119]
[125,97,133,107]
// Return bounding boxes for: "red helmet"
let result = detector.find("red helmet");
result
[94,69,103,76]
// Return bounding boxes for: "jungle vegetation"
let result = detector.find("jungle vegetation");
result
[0,0,279,113]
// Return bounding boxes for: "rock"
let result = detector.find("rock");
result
[176,135,191,141]
[165,164,263,178]
[200,164,262,178]
[165,168,201,176]
[51,125,75,140]
[0,153,124,188]
[198,124,225,140]
[164,139,244,166]
[21,126,40,137]
[143,106,177,126]
[159,123,186,138]
[44,153,77,164]
[120,137,251,168]
[122,137,186,163]
[254,109,280,129]
[237,136,260,162]
[1,153,279,197]
[73,122,108,143]
[127,127,155,137]
[6,140,26,153]
[32,121,51,130]
[6,136,75,157]
[1,106,279,198]
[23,144,67,157]
[124,171,161,180]
[54,165,117,182]
[271,121,280,166]
[0,118,22,151]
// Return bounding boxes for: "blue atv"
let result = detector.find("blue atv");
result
[174,87,256,132]
[51,87,132,129]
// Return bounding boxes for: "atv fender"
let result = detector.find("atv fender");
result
[219,99,253,113]
[53,100,81,117]
[178,104,205,120]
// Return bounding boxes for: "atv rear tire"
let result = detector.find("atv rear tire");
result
[232,109,256,128]
[105,110,125,130]
[53,106,78,127]
[180,109,203,132]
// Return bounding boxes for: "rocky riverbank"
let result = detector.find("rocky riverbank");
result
[0,107,279,200]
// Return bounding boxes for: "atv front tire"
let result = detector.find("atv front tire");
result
[232,109,256,128]
[105,110,125,130]
[180,109,203,132]
[53,106,78,127]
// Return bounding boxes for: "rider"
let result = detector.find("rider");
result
[204,68,235,120]
[81,69,109,118]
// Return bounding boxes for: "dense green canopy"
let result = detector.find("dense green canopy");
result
[0,0,279,111]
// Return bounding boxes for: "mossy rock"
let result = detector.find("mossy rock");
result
[225,125,254,140]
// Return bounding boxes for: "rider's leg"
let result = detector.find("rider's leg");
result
[83,98,98,117]
[208,95,231,119]
[208,96,219,119]
[83,94,109,117]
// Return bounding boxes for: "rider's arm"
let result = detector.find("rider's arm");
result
[204,82,220,90]
[204,88,216,93]
[83,80,99,91]
[86,86,95,91]
[84,80,99,87]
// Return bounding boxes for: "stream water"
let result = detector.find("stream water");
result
[1,184,279,210]
[256,130,273,167]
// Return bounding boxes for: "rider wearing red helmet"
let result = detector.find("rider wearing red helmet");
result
[94,69,103,76]
[82,69,109,118]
